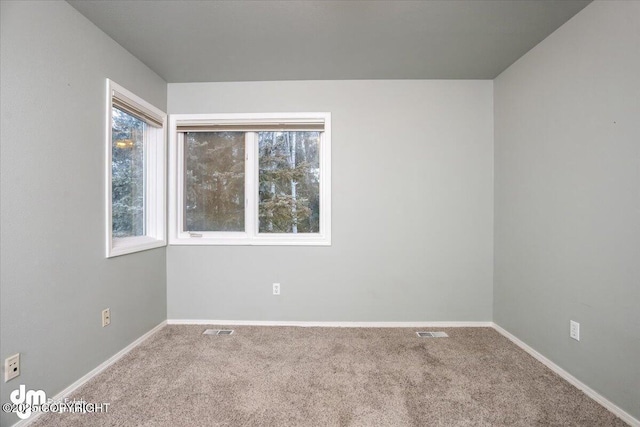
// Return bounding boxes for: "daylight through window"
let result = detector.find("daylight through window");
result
[112,107,145,238]
[106,79,167,257]
[169,113,331,245]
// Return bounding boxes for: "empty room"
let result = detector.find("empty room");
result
[1,0,638,426]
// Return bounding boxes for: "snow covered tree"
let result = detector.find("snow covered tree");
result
[258,131,320,233]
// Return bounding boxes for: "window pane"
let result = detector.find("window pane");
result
[184,132,245,232]
[258,131,320,233]
[112,107,145,238]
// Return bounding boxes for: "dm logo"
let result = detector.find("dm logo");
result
[10,385,46,420]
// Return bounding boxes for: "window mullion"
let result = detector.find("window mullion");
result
[245,132,256,239]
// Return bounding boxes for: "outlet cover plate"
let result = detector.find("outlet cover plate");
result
[5,353,20,382]
[102,308,111,327]
[570,320,580,341]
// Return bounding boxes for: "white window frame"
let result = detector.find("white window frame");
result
[169,112,331,246]
[106,79,167,257]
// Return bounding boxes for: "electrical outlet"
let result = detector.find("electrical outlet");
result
[5,353,20,382]
[273,283,280,295]
[570,320,580,341]
[102,308,111,327]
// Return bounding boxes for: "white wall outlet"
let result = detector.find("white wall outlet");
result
[102,308,111,327]
[570,320,580,341]
[273,283,280,295]
[4,353,20,382]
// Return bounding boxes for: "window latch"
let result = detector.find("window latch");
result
[189,232,203,238]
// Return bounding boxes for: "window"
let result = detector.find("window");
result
[106,79,167,257]
[169,113,331,245]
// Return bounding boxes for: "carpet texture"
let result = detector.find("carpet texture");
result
[32,326,626,426]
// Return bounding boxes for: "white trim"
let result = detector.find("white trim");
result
[106,79,167,258]
[168,112,331,246]
[167,319,492,328]
[109,236,167,257]
[173,112,327,127]
[492,323,639,427]
[169,115,179,245]
[321,115,332,244]
[13,321,167,427]
[246,132,256,239]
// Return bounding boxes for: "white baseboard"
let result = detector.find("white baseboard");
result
[14,321,167,427]
[492,323,639,427]
[167,319,493,328]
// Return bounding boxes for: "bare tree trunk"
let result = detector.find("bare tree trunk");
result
[267,132,276,232]
[289,132,298,233]
[300,137,312,230]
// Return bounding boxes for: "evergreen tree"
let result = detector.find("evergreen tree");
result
[258,131,320,233]
[111,108,145,237]
[184,132,245,232]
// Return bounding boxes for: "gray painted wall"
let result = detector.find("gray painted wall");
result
[6,0,635,423]
[494,0,640,420]
[0,2,167,425]
[167,80,494,322]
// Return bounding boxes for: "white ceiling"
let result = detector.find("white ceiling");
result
[67,0,591,83]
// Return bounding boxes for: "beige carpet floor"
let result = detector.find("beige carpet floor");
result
[32,326,626,426]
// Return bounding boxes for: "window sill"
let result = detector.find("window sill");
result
[168,235,331,246]
[108,236,167,258]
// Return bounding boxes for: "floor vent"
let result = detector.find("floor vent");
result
[203,329,234,336]
[416,331,449,338]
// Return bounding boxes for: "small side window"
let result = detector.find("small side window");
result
[106,79,166,257]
